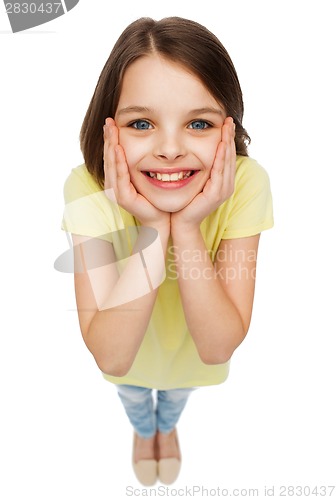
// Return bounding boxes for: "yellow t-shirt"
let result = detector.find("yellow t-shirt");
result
[62,155,274,389]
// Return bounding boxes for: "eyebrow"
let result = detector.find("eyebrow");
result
[116,106,152,116]
[187,107,225,116]
[116,106,225,117]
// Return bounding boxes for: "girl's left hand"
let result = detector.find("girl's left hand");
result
[171,117,236,232]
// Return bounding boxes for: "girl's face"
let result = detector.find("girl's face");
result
[114,54,226,213]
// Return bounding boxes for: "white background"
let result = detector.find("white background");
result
[1,0,335,498]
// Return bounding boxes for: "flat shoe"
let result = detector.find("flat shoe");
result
[132,433,157,486]
[133,459,157,486]
[158,457,181,484]
[158,429,181,484]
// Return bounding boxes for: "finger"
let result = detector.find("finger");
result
[212,118,233,178]
[211,140,225,177]
[114,145,135,201]
[222,137,234,195]
[103,118,119,154]
[224,118,236,186]
[203,118,235,203]
[221,116,234,142]
[105,117,115,127]
[103,119,114,161]
[203,141,226,203]
[221,123,236,195]
[212,122,234,192]
[229,130,237,188]
[103,120,119,198]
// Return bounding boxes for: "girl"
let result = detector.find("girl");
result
[62,16,273,486]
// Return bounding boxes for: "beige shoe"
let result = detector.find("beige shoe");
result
[158,429,181,485]
[158,458,181,484]
[132,433,157,486]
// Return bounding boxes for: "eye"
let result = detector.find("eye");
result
[129,120,153,130]
[188,120,211,130]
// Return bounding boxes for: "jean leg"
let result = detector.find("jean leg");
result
[156,388,195,434]
[116,384,156,438]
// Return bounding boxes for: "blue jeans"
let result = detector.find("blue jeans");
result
[116,385,195,438]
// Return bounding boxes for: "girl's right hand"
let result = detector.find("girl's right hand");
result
[103,118,170,232]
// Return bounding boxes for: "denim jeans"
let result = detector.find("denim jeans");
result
[116,385,195,438]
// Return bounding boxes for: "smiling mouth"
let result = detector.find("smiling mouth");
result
[144,170,195,182]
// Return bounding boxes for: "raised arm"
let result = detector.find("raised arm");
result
[171,117,258,363]
[72,119,171,377]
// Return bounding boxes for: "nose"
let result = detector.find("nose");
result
[153,128,186,161]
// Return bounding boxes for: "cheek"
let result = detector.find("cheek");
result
[118,130,148,167]
[193,136,221,171]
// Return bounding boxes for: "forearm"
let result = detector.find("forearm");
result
[82,226,170,376]
[87,289,160,377]
[171,226,245,364]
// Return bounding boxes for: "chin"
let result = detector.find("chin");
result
[151,198,191,213]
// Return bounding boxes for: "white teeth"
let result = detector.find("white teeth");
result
[147,171,193,181]
[170,173,179,181]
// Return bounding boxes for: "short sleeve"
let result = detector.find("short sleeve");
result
[222,157,274,239]
[61,164,123,240]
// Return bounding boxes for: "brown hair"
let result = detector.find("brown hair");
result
[80,16,251,188]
